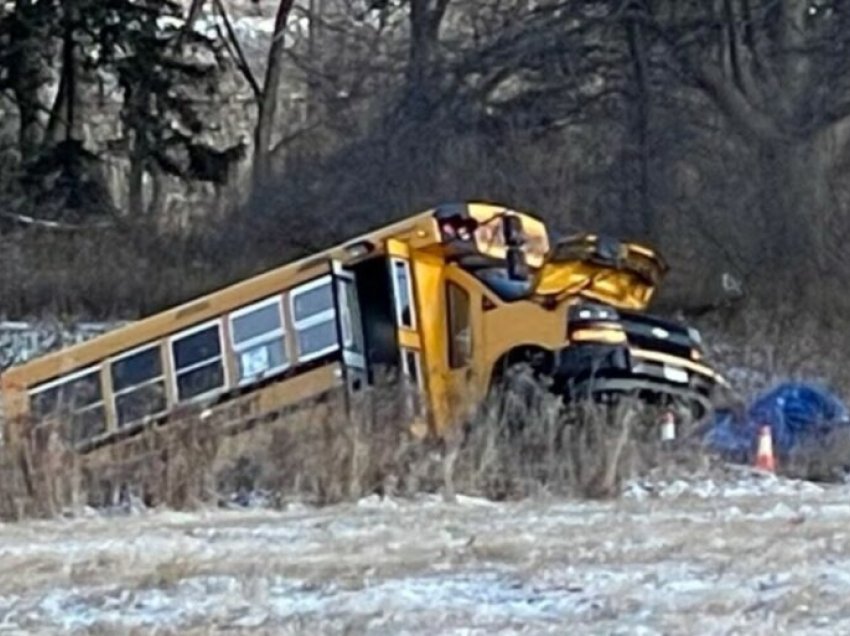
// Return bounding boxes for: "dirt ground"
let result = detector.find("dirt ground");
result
[0,468,848,635]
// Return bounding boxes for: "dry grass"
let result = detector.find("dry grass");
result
[450,373,711,500]
[783,428,850,483]
[0,376,718,521]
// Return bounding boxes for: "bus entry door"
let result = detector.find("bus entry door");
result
[440,266,483,433]
[385,239,428,431]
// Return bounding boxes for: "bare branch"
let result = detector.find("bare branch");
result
[688,61,788,143]
[0,208,114,231]
[269,119,326,157]
[722,0,745,93]
[180,0,206,43]
[211,0,261,100]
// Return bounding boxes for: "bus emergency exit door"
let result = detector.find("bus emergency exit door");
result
[332,260,368,394]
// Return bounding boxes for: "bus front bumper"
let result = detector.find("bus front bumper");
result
[552,342,726,417]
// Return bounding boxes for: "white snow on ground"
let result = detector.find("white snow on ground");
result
[2,472,850,634]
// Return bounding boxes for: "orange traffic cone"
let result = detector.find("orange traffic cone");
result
[755,425,776,473]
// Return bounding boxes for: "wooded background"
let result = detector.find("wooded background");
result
[1,0,848,332]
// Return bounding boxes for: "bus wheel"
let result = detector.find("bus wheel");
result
[487,363,551,435]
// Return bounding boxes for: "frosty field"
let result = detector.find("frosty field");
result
[0,469,848,635]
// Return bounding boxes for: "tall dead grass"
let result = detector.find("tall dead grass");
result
[0,376,713,521]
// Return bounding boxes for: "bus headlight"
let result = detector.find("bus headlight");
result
[567,302,624,342]
[687,326,702,346]
[687,326,704,360]
[569,302,619,322]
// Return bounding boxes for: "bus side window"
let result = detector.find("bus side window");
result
[390,258,416,329]
[290,276,338,362]
[229,295,288,384]
[28,366,107,446]
[446,282,472,369]
[111,344,168,428]
[170,320,227,401]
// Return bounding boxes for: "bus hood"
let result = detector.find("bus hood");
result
[534,234,668,310]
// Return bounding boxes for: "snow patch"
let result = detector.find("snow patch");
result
[624,468,827,501]
[4,468,850,633]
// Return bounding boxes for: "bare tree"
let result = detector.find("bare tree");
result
[5,0,54,164]
[643,1,850,283]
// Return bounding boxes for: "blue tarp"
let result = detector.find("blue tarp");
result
[704,382,850,460]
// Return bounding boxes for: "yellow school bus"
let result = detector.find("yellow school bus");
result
[0,201,726,454]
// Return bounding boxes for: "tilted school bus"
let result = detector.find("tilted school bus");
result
[1,201,726,457]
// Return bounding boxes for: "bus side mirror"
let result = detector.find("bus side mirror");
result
[507,246,530,281]
[503,215,525,247]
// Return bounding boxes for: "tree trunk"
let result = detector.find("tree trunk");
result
[305,0,323,125]
[252,0,295,191]
[625,6,652,240]
[128,142,145,218]
[127,85,150,218]
[148,165,167,217]
[61,3,76,145]
[756,134,838,309]
[407,0,433,95]
[46,1,79,146]
[9,0,49,164]
[405,0,450,118]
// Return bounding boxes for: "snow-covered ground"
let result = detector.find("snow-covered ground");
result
[1,470,849,634]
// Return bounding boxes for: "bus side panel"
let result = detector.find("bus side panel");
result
[254,363,343,417]
[1,377,29,447]
[73,365,348,495]
[480,290,569,376]
[178,362,345,433]
[1,376,27,420]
